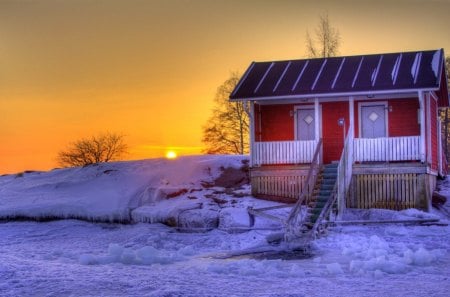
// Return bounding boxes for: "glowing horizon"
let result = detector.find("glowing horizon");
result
[1,0,449,174]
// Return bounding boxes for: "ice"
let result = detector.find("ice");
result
[326,263,344,275]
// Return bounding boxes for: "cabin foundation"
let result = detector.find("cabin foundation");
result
[250,163,436,211]
[250,165,309,202]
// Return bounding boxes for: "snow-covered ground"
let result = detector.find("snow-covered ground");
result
[1,156,449,296]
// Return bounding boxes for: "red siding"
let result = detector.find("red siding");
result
[256,104,294,141]
[388,99,420,137]
[322,101,349,163]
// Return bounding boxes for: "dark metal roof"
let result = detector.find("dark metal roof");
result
[230,49,447,102]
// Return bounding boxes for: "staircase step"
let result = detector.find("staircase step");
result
[321,184,334,191]
[314,201,327,208]
[308,208,322,215]
[322,173,337,179]
[309,214,320,223]
[321,179,336,185]
[318,190,331,196]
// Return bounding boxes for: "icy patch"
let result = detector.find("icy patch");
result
[78,243,189,266]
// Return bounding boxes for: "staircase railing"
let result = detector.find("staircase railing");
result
[284,138,323,241]
[337,124,354,218]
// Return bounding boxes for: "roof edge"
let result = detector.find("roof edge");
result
[230,87,440,101]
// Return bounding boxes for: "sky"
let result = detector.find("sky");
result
[1,0,449,174]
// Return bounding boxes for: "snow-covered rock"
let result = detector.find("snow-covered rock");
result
[0,155,249,225]
[219,207,252,231]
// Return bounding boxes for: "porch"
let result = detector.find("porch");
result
[251,136,422,166]
[250,136,432,211]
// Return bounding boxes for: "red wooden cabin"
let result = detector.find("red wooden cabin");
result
[230,49,449,213]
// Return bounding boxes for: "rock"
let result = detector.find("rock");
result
[432,191,447,207]
[178,209,219,231]
[214,167,249,188]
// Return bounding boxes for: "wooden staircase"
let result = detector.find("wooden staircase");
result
[248,139,340,245]
[248,165,338,244]
[307,163,338,227]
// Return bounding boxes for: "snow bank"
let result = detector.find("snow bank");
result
[0,155,249,225]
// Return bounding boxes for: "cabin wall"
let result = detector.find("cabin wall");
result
[321,101,349,163]
[255,104,295,141]
[389,98,420,136]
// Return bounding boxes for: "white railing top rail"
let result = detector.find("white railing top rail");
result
[337,123,354,218]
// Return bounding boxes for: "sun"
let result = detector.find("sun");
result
[165,150,177,159]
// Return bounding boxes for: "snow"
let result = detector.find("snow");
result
[391,54,402,84]
[411,52,421,82]
[432,50,440,78]
[1,155,450,296]
[0,155,254,228]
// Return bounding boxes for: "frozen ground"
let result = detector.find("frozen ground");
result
[0,156,449,296]
[1,220,449,296]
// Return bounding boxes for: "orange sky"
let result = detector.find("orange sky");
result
[1,0,449,174]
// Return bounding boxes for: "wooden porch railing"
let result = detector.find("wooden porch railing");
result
[353,136,420,162]
[252,140,318,166]
[337,124,354,217]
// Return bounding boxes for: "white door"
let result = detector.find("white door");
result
[296,108,315,140]
[361,105,386,138]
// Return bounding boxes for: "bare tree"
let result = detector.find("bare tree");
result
[306,14,340,58]
[202,72,249,155]
[57,132,127,167]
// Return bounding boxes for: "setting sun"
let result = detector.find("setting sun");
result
[165,150,177,159]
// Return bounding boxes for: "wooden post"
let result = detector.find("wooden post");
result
[314,97,320,163]
[349,96,354,136]
[249,101,255,167]
[418,91,426,163]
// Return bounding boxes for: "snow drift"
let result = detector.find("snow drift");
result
[0,155,282,230]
